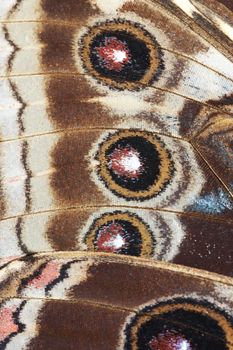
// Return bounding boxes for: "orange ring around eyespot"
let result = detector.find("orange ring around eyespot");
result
[79,20,163,90]
[84,211,154,257]
[128,302,233,350]
[96,130,173,201]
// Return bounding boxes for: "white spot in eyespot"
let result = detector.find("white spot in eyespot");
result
[103,234,125,249]
[180,340,191,350]
[112,49,127,63]
[120,152,141,173]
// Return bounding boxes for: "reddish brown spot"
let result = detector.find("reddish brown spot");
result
[109,146,143,179]
[96,223,126,252]
[149,331,192,350]
[96,37,131,71]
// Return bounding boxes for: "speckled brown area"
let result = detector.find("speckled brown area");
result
[41,0,100,21]
[36,206,231,276]
[46,210,90,251]
[50,131,108,206]
[38,24,76,72]
[121,1,207,54]
[29,300,129,350]
[45,75,113,129]
[174,215,233,277]
[69,259,219,308]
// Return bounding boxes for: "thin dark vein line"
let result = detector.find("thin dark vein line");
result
[0,204,232,225]
[1,71,232,117]
[189,0,233,41]
[1,250,233,284]
[163,47,233,84]
[1,0,233,58]
[149,0,233,62]
[0,126,185,144]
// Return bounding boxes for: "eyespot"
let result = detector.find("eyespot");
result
[82,211,154,257]
[123,298,233,350]
[94,130,174,201]
[79,19,164,90]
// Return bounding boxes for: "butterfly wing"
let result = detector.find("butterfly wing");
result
[0,0,233,348]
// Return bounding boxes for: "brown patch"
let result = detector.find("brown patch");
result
[29,300,129,350]
[193,116,233,195]
[198,0,233,19]
[0,258,45,298]
[69,261,214,309]
[46,210,90,251]
[46,75,114,129]
[50,131,107,206]
[208,93,233,114]
[41,0,100,21]
[38,24,75,72]
[144,90,166,104]
[179,101,202,137]
[174,215,233,277]
[0,187,6,220]
[0,169,6,219]
[121,1,207,54]
[164,58,185,90]
[218,0,233,11]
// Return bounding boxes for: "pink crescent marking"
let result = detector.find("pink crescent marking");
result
[0,307,18,342]
[27,261,63,289]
